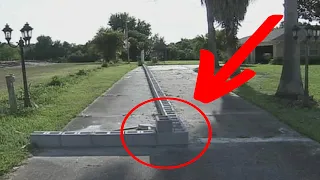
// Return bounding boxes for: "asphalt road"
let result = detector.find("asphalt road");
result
[5,65,320,180]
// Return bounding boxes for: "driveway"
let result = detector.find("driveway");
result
[5,65,320,180]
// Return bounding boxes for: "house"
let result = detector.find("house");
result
[239,27,320,64]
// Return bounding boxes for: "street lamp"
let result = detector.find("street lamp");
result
[2,23,33,107]
[292,24,320,107]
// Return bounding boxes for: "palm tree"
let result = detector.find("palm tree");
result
[213,0,251,58]
[201,0,221,69]
[275,0,304,99]
[212,0,253,76]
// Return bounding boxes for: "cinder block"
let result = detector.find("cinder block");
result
[60,131,92,147]
[30,131,62,148]
[91,131,122,147]
[156,131,189,146]
[124,130,157,146]
[138,124,155,130]
[156,116,173,132]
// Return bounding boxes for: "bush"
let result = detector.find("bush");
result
[269,57,283,65]
[47,76,64,86]
[67,51,98,63]
[262,53,272,64]
[151,57,158,64]
[300,57,320,65]
[101,63,109,67]
[269,57,320,65]
[76,69,88,76]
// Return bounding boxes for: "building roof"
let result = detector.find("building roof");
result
[239,28,284,45]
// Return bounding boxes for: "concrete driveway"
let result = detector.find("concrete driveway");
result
[5,65,320,180]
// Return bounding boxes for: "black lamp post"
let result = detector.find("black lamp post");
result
[2,23,33,107]
[292,24,320,107]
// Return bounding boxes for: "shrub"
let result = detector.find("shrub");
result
[269,57,320,65]
[151,57,158,64]
[262,53,272,64]
[47,76,64,86]
[269,57,283,65]
[76,69,88,76]
[101,62,109,67]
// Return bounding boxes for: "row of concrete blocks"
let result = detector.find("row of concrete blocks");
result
[142,65,188,135]
[30,130,188,148]
[142,65,175,115]
[156,115,187,133]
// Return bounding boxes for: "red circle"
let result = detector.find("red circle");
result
[120,96,212,170]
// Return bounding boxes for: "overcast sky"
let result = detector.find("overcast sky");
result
[0,0,284,44]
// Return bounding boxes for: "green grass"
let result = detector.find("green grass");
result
[0,63,100,92]
[0,63,137,176]
[234,64,320,142]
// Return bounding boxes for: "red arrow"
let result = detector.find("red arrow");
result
[194,15,283,103]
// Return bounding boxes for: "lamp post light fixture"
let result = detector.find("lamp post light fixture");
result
[2,23,33,107]
[292,24,320,107]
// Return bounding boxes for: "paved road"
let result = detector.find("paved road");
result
[5,65,320,180]
[63,68,157,132]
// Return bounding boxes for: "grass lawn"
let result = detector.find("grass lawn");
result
[0,63,137,176]
[0,63,100,92]
[234,64,320,142]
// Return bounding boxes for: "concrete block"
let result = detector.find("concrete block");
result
[30,131,62,148]
[124,130,157,146]
[156,131,189,146]
[158,115,169,120]
[138,124,155,130]
[156,116,173,132]
[60,131,92,147]
[91,131,122,147]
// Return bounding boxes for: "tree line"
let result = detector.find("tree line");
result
[0,12,227,63]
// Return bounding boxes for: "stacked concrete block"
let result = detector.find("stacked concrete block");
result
[142,65,189,146]
[30,130,158,148]
[156,115,173,133]
[60,131,92,147]
[156,131,189,146]
[91,131,122,147]
[124,130,157,146]
[30,131,62,148]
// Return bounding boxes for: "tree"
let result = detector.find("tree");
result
[108,13,136,32]
[0,44,19,61]
[92,27,124,62]
[275,0,304,99]
[151,34,167,60]
[212,0,253,76]
[298,0,320,21]
[201,0,220,69]
[33,35,53,60]
[213,0,251,58]
[108,12,152,61]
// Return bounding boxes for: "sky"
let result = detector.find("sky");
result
[0,0,284,45]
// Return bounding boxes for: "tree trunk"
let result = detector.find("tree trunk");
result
[275,0,303,99]
[225,24,241,77]
[205,0,220,70]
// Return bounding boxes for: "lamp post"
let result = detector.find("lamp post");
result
[2,23,33,107]
[292,24,320,107]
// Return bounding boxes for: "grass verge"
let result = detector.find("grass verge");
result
[0,63,137,176]
[234,64,320,142]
